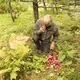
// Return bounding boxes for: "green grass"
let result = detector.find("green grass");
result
[0,8,80,47]
[0,6,80,80]
[0,9,34,42]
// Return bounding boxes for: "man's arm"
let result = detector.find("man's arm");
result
[33,20,42,36]
[32,20,45,41]
[53,26,59,42]
[50,24,59,50]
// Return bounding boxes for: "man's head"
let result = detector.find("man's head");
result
[43,14,52,27]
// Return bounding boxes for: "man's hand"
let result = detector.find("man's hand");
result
[50,42,55,50]
[39,26,46,32]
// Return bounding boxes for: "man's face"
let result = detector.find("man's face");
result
[45,21,52,27]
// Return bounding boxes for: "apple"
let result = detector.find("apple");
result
[14,9,17,14]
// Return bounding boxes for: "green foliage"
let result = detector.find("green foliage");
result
[0,3,80,79]
[0,1,31,14]
[0,45,31,80]
[0,11,34,43]
[0,3,8,13]
[0,45,46,80]
[12,2,29,12]
[57,77,64,80]
[67,65,80,80]
[0,68,11,74]
[58,41,76,62]
[24,54,46,74]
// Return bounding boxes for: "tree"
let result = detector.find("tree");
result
[9,0,15,22]
[33,0,39,23]
[42,0,47,11]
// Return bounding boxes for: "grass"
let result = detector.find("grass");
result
[0,5,80,80]
[0,10,34,42]
[0,7,80,48]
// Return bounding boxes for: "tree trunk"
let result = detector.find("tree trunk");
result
[74,0,77,13]
[33,0,39,23]
[5,0,8,13]
[54,0,58,14]
[9,0,15,22]
[42,0,47,11]
[74,0,77,8]
[51,0,54,13]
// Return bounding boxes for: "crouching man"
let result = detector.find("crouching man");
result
[32,15,59,53]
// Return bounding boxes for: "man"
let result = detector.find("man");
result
[32,15,59,53]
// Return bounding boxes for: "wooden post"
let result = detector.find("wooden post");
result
[33,0,39,23]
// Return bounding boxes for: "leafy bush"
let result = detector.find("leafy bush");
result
[0,6,80,80]
[0,44,47,80]
[0,45,31,80]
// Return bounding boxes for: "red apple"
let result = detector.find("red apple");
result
[56,72,60,76]
[14,9,17,14]
[54,64,60,69]
[53,60,59,65]
[1,4,5,8]
[47,54,53,60]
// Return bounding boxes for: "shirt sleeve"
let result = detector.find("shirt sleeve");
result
[33,20,42,36]
[53,24,59,42]
[32,20,43,41]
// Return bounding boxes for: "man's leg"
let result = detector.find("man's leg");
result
[42,41,50,53]
[33,38,42,50]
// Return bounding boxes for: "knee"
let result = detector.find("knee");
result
[32,37,39,43]
[32,35,39,42]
